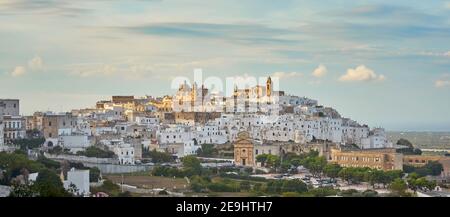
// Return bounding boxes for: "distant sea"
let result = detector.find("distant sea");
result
[387,131,450,149]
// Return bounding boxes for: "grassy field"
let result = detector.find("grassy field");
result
[105,175,189,190]
[387,131,450,149]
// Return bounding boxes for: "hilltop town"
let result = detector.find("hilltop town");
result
[1,77,449,197]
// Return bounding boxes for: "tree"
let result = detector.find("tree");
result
[404,161,443,177]
[324,164,342,180]
[407,173,436,193]
[12,138,45,150]
[425,161,443,176]
[9,181,38,197]
[396,139,421,155]
[182,155,202,176]
[389,178,408,197]
[256,154,268,166]
[266,155,280,168]
[196,144,217,157]
[67,183,79,196]
[37,156,60,170]
[367,170,385,187]
[307,187,338,197]
[0,152,44,185]
[90,167,101,183]
[76,146,115,158]
[34,169,70,197]
[302,156,326,177]
[338,168,354,184]
[143,149,174,163]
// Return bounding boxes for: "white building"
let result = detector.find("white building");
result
[0,99,20,116]
[183,139,201,157]
[2,115,25,143]
[161,139,201,158]
[63,168,90,196]
[113,143,135,165]
[194,125,228,144]
[134,116,159,127]
[360,128,393,149]
[59,134,91,153]
[158,125,193,144]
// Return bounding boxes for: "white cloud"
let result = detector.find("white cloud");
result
[446,2,450,10]
[28,56,44,71]
[435,80,450,88]
[10,66,26,77]
[71,64,117,78]
[419,51,450,57]
[312,64,327,78]
[339,65,385,82]
[435,75,450,88]
[272,72,303,79]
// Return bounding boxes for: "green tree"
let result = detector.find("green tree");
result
[36,156,60,170]
[338,168,354,184]
[143,149,174,163]
[389,178,408,197]
[90,167,101,182]
[76,146,115,158]
[182,155,202,176]
[396,139,421,155]
[67,183,79,196]
[425,161,443,176]
[324,164,342,180]
[302,156,327,177]
[34,169,70,197]
[307,187,338,197]
[196,144,217,157]
[266,155,280,168]
[12,138,45,150]
[9,181,38,197]
[256,154,268,166]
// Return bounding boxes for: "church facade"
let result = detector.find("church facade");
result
[233,131,255,167]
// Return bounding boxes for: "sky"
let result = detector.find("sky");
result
[0,0,450,131]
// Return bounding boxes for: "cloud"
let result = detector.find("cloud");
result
[28,56,44,71]
[70,64,117,78]
[435,75,450,88]
[0,0,92,17]
[435,80,450,88]
[10,66,26,77]
[312,64,327,78]
[119,22,299,46]
[339,65,385,82]
[272,72,303,79]
[446,2,450,10]
[5,56,44,77]
[419,51,450,57]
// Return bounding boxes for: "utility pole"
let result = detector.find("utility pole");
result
[121,174,124,193]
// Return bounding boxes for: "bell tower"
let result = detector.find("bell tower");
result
[266,76,272,97]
